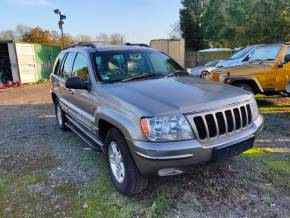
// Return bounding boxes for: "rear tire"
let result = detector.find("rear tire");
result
[105,128,148,196]
[54,99,68,131]
[235,83,254,93]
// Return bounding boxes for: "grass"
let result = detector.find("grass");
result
[243,148,290,190]
[256,95,290,113]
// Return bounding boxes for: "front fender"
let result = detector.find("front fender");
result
[95,107,144,141]
[225,76,264,93]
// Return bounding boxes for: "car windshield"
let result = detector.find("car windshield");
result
[249,45,282,61]
[94,50,183,82]
[204,60,219,67]
[228,46,254,60]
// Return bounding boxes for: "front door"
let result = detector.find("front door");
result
[248,44,283,90]
[68,52,97,135]
[276,46,290,91]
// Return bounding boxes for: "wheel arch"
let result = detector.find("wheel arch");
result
[227,77,263,94]
[96,109,143,144]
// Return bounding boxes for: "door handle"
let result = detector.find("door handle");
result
[68,89,74,95]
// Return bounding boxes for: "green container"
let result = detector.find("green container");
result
[34,44,60,80]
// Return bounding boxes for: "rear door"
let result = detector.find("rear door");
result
[57,52,76,110]
[68,52,97,135]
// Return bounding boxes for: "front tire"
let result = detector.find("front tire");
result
[105,128,148,196]
[55,100,68,131]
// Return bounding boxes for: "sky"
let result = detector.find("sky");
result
[0,0,182,43]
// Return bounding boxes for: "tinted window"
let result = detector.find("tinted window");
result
[94,51,183,82]
[53,53,64,75]
[148,52,181,73]
[61,53,75,78]
[249,45,282,61]
[72,53,89,82]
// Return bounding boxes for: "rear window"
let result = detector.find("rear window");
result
[53,53,64,75]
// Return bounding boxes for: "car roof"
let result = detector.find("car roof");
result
[62,43,157,53]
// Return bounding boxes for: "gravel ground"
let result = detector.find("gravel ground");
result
[0,83,289,217]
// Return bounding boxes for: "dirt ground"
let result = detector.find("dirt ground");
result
[0,82,289,218]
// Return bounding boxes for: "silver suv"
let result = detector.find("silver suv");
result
[50,43,264,196]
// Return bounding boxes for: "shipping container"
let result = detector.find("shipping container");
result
[0,41,60,84]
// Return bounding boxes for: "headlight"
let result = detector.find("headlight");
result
[219,73,227,83]
[249,96,259,120]
[140,115,194,142]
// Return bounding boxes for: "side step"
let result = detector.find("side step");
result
[65,120,103,152]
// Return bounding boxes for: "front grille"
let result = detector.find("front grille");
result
[191,103,252,141]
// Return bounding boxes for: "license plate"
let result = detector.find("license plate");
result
[211,137,254,162]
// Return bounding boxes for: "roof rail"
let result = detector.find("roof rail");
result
[125,42,149,47]
[64,42,96,49]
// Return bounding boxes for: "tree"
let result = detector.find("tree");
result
[110,33,125,45]
[15,25,31,40]
[74,34,92,42]
[96,33,110,42]
[179,0,205,50]
[168,21,182,40]
[0,30,16,40]
[202,0,290,47]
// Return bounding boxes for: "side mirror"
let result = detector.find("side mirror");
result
[284,54,290,64]
[65,77,88,90]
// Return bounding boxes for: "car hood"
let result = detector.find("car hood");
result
[103,77,252,116]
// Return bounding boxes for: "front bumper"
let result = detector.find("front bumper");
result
[128,115,264,175]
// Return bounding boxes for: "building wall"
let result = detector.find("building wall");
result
[150,39,185,67]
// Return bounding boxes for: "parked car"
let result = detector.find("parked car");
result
[190,60,221,79]
[50,43,264,196]
[216,45,260,68]
[210,43,290,95]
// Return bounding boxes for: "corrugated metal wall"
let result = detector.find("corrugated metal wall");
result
[34,44,60,80]
[150,39,185,67]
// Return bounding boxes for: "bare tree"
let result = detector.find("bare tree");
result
[74,34,92,42]
[96,33,110,42]
[0,30,16,40]
[110,33,125,45]
[15,25,31,40]
[168,21,182,40]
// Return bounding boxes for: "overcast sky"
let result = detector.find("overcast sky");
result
[0,0,182,43]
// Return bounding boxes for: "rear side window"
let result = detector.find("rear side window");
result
[53,53,64,75]
[72,53,89,82]
[61,53,75,78]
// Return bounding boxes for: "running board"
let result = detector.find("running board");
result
[65,117,103,152]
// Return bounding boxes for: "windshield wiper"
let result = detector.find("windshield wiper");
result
[121,73,157,82]
[165,70,190,78]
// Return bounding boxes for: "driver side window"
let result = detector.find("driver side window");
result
[72,53,90,82]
